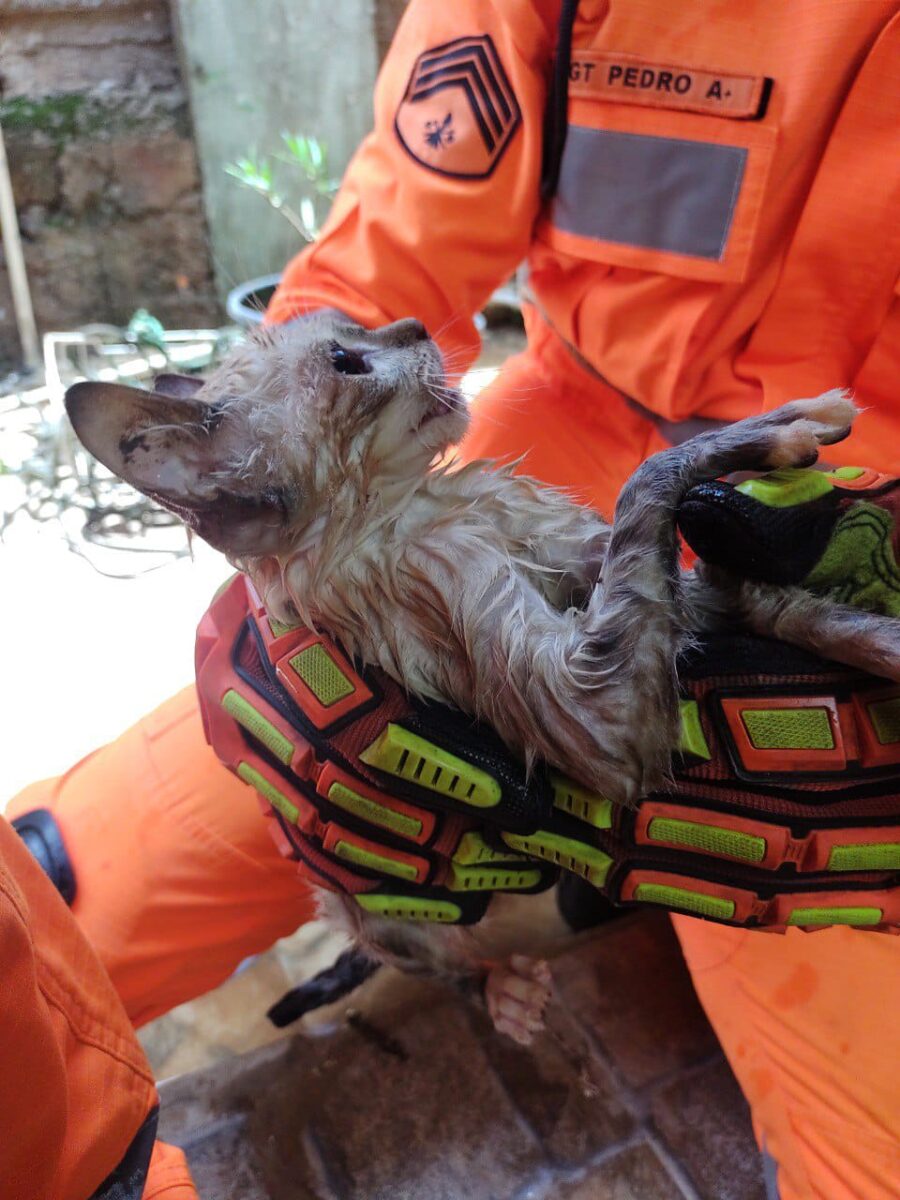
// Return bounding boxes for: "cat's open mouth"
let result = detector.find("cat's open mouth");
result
[417,389,465,429]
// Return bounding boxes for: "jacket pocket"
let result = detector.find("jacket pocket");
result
[536,96,778,285]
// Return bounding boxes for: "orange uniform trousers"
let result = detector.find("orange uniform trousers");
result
[6,312,898,1200]
[3,696,317,1200]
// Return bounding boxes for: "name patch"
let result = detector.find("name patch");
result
[568,53,770,120]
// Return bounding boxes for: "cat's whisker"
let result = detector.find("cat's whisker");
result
[427,389,460,408]
[429,311,471,343]
[424,382,465,414]
[435,347,469,371]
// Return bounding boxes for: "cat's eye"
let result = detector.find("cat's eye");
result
[329,343,371,376]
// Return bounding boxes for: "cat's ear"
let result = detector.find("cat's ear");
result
[65,381,288,556]
[152,373,206,399]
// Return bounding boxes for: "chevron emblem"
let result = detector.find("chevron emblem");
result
[394,35,522,179]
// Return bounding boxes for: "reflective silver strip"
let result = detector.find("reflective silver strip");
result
[552,126,747,261]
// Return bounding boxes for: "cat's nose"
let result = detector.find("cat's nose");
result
[383,318,430,345]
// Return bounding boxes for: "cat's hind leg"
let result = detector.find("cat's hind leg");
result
[577,393,859,803]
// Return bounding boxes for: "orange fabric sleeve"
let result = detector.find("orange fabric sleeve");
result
[0,816,158,1200]
[7,687,319,1030]
[267,0,558,372]
[144,1142,199,1199]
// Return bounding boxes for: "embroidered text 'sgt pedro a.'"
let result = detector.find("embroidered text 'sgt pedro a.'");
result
[394,35,522,179]
[568,53,772,120]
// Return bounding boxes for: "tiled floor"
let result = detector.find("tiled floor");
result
[153,910,767,1200]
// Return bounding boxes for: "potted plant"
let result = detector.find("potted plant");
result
[224,132,523,332]
[224,133,338,327]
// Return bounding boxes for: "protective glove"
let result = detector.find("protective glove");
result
[679,464,900,610]
[593,630,900,930]
[196,573,562,928]
[595,464,900,930]
[196,467,900,932]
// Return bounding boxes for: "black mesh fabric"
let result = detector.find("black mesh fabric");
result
[404,701,556,831]
[679,480,838,583]
[677,632,852,681]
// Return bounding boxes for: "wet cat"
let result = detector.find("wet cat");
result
[66,312,898,1041]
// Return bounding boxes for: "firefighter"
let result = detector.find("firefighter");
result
[5,3,899,1196]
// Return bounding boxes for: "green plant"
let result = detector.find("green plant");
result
[225,132,339,242]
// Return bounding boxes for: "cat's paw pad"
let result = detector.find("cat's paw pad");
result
[485,955,552,1046]
[764,391,858,468]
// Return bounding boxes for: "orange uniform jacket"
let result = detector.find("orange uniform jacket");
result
[0,816,160,1200]
[270,0,900,473]
[270,4,900,1197]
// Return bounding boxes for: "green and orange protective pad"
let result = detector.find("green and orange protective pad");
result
[607,634,900,930]
[196,574,560,926]
[679,465,900,613]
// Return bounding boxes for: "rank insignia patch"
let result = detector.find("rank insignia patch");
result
[394,35,521,179]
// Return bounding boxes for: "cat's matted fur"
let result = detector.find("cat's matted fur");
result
[66,313,899,1032]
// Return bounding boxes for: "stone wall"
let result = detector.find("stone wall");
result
[0,0,219,370]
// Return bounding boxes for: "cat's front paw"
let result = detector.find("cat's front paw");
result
[762,391,858,469]
[485,954,552,1046]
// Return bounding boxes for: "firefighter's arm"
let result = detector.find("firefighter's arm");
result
[267,0,558,371]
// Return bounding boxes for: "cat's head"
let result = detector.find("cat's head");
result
[65,311,469,559]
